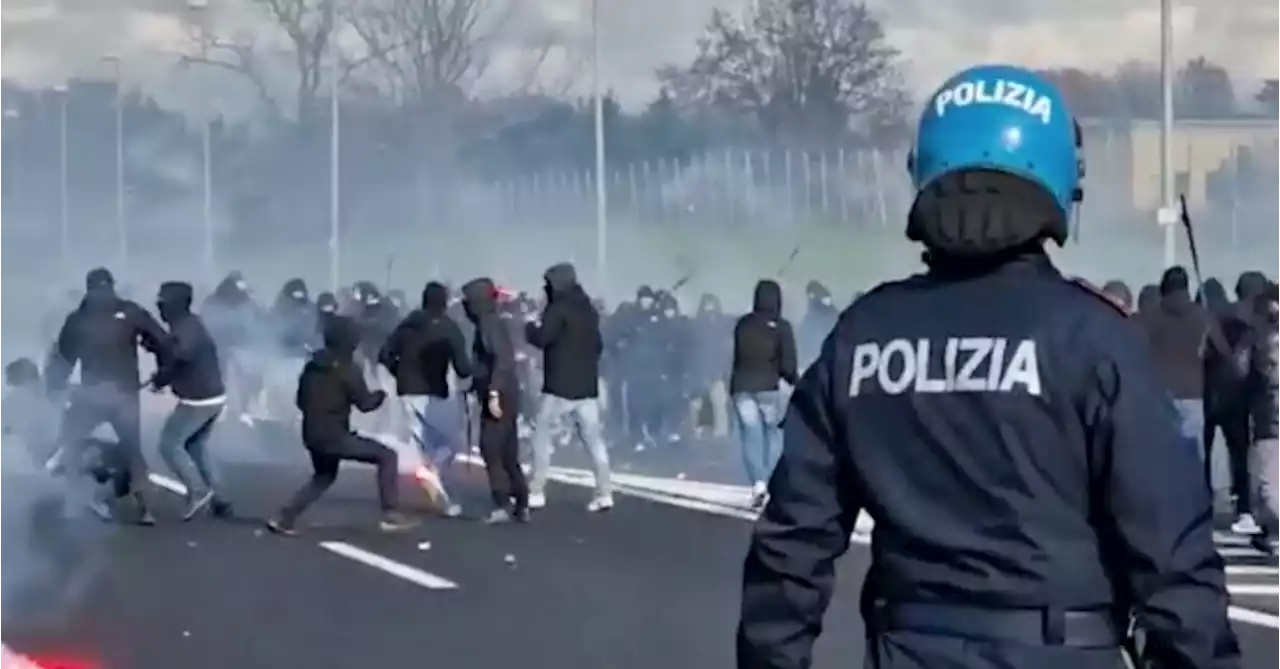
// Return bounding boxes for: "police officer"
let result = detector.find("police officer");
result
[736,65,1238,669]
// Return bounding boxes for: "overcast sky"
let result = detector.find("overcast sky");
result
[2,0,1276,116]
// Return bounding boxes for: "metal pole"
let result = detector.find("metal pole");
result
[332,46,343,290]
[58,90,69,272]
[328,0,341,291]
[1159,0,1176,268]
[113,60,127,267]
[202,120,214,282]
[592,0,608,297]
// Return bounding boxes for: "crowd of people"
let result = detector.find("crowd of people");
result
[5,256,1275,548]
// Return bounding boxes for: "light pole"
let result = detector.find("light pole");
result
[53,84,70,273]
[328,0,341,292]
[3,109,20,222]
[186,0,217,283]
[1158,0,1176,267]
[104,54,127,268]
[590,0,608,297]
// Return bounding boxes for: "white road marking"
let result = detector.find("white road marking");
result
[1227,606,1280,629]
[1227,583,1280,596]
[318,541,459,590]
[148,473,188,496]
[1218,546,1267,558]
[1226,565,1279,576]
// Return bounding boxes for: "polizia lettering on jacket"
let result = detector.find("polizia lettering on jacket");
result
[848,337,1042,397]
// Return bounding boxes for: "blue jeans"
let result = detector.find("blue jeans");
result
[530,395,612,498]
[1174,399,1206,463]
[400,395,465,497]
[156,401,225,500]
[733,391,784,485]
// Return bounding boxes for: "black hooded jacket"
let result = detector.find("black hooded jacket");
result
[271,278,319,357]
[153,281,226,402]
[525,263,602,400]
[296,315,386,449]
[46,268,170,394]
[729,279,799,394]
[1142,269,1227,399]
[379,281,473,398]
[462,278,519,396]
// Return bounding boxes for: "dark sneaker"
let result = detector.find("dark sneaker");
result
[379,512,418,533]
[136,509,157,526]
[211,499,234,519]
[265,518,299,536]
[513,508,531,523]
[1250,534,1277,557]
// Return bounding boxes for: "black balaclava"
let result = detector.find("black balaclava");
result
[1100,280,1134,312]
[422,281,450,315]
[544,263,578,303]
[636,285,657,311]
[752,280,783,320]
[697,292,721,316]
[316,291,339,314]
[157,281,194,324]
[461,277,499,324]
[83,267,118,309]
[321,315,361,360]
[281,278,309,304]
[1137,284,1160,315]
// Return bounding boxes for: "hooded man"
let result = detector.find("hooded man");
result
[737,65,1236,669]
[1142,265,1229,463]
[729,279,798,508]
[263,278,318,424]
[524,263,612,512]
[379,281,473,517]
[152,281,232,521]
[266,315,416,535]
[799,279,839,367]
[1206,270,1272,535]
[202,271,267,426]
[462,277,529,524]
[45,267,171,524]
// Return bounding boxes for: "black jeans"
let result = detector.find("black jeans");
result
[278,434,399,524]
[58,387,145,502]
[478,390,527,511]
[1205,405,1252,514]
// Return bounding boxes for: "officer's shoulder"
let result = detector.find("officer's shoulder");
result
[1060,277,1131,320]
[839,275,927,318]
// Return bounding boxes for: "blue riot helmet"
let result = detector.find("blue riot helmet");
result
[907,64,1085,247]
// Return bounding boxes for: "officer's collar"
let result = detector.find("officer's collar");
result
[921,245,1056,281]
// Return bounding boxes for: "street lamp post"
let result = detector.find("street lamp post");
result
[1158,0,1176,268]
[104,54,127,268]
[590,0,608,297]
[53,84,70,273]
[187,0,217,283]
[3,109,21,223]
[328,0,341,292]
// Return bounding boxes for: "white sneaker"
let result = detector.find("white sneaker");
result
[587,496,614,513]
[443,504,463,518]
[750,481,768,509]
[1232,513,1262,535]
[528,492,547,509]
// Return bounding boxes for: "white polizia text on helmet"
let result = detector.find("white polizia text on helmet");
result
[848,337,1042,397]
[933,79,1053,124]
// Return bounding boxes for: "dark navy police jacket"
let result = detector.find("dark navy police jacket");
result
[736,254,1237,669]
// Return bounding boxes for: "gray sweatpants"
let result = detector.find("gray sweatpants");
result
[1252,438,1279,536]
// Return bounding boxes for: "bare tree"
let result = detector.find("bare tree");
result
[658,0,909,145]
[344,0,543,106]
[182,0,344,127]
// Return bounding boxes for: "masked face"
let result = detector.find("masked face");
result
[320,304,336,314]
[663,308,676,319]
[291,290,306,300]
[235,280,248,291]
[638,297,654,310]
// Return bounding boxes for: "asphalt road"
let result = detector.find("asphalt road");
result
[2,451,1277,669]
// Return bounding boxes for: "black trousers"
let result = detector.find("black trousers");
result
[279,434,399,524]
[478,390,527,511]
[58,388,146,502]
[1205,406,1252,514]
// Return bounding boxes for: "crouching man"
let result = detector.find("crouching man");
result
[267,315,417,535]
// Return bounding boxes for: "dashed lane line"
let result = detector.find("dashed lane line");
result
[148,473,462,591]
